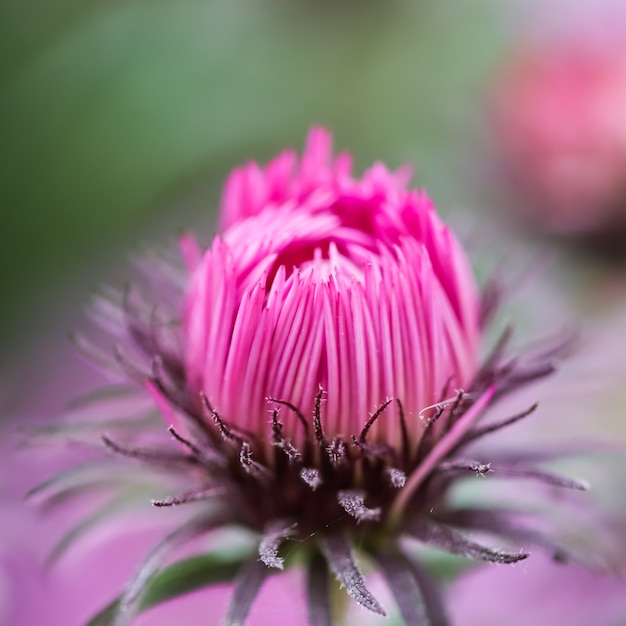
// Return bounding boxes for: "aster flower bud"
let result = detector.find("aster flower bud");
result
[36,129,598,626]
[184,128,479,455]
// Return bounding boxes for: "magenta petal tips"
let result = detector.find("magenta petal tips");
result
[185,129,479,454]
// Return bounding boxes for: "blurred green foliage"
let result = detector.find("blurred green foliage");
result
[0,0,507,354]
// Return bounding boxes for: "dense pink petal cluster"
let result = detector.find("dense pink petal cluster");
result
[184,128,479,451]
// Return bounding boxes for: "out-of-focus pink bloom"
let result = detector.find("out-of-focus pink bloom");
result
[185,128,479,452]
[493,37,626,237]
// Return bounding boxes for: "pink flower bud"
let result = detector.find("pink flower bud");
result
[35,129,596,626]
[183,128,480,454]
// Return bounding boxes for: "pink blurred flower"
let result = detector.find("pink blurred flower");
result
[493,36,626,238]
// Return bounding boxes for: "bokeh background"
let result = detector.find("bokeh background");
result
[3,0,626,405]
[4,0,626,422]
[2,0,626,624]
[2,0,501,410]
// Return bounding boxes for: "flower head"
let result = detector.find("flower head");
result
[185,128,479,454]
[37,129,594,626]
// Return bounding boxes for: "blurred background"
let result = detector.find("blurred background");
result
[3,0,626,417]
[1,0,505,412]
[2,0,626,623]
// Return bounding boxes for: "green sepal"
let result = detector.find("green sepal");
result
[86,551,250,626]
[417,547,479,583]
